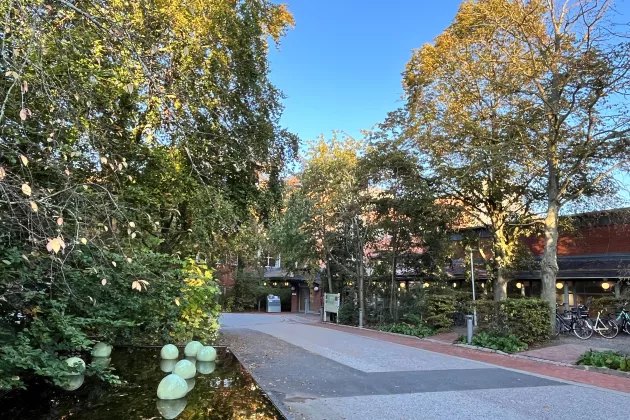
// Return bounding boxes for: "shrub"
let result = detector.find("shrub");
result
[578,350,630,371]
[458,331,527,353]
[338,300,359,326]
[423,294,456,330]
[376,322,434,338]
[475,298,551,344]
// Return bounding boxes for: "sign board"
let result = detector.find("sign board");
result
[323,293,340,314]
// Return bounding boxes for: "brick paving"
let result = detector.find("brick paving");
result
[520,343,612,364]
[314,322,630,394]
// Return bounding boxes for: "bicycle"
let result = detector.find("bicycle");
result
[587,309,619,339]
[554,303,593,340]
[614,304,630,335]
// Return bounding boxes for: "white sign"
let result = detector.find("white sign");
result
[324,293,340,314]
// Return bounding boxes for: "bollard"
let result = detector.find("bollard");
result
[465,315,474,345]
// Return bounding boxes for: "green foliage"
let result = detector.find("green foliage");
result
[376,322,435,338]
[458,331,527,354]
[338,301,359,326]
[1,0,295,392]
[423,294,456,330]
[578,351,630,372]
[475,298,551,344]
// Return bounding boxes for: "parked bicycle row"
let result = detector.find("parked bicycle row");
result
[555,297,630,340]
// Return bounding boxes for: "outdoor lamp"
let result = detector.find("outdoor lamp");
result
[452,282,457,288]
[555,282,563,289]
[399,282,406,289]
[284,281,289,286]
[601,282,611,290]
[516,282,522,289]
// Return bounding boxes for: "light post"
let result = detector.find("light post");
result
[467,247,477,326]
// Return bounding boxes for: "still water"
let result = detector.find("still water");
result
[1,347,283,419]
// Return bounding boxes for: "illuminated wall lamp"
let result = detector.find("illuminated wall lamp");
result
[601,282,611,291]
[555,282,563,289]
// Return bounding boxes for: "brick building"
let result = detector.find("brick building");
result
[449,208,630,305]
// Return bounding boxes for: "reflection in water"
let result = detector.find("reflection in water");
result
[0,348,282,420]
[60,375,84,391]
[156,397,187,419]
[185,378,195,392]
[185,356,197,363]
[91,357,111,369]
[160,359,177,373]
[196,361,216,375]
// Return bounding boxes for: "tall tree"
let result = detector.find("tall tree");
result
[359,139,452,318]
[399,0,540,300]
[464,0,630,325]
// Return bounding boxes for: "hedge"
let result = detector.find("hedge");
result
[475,298,552,344]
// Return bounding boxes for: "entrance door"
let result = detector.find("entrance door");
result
[299,287,310,313]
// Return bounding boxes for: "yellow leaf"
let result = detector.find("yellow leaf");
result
[19,109,27,121]
[175,297,180,306]
[126,257,132,263]
[100,156,107,165]
[29,201,38,212]
[57,217,63,225]
[125,83,134,94]
[21,184,32,196]
[80,237,87,245]
[0,166,5,180]
[46,237,65,254]
[131,232,136,239]
[19,154,28,166]
[129,221,135,228]
[101,279,107,285]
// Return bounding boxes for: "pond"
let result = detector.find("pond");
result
[0,347,283,420]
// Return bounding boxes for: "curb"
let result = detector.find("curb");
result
[318,321,621,374]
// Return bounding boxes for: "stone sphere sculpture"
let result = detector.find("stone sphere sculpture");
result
[184,341,203,357]
[91,342,112,358]
[160,344,179,360]
[64,357,86,374]
[156,397,187,419]
[196,361,216,375]
[185,378,195,392]
[196,346,217,362]
[172,359,196,379]
[160,358,177,373]
[157,374,188,400]
[61,375,85,391]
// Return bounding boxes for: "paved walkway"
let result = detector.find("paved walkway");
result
[220,313,630,420]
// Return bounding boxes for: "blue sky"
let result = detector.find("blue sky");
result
[268,0,463,146]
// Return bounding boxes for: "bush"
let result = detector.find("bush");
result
[578,350,630,371]
[338,300,359,326]
[376,322,434,338]
[475,298,551,344]
[423,294,456,330]
[458,331,527,353]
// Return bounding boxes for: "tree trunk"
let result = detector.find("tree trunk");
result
[389,232,398,321]
[493,266,507,301]
[326,257,333,293]
[541,195,560,330]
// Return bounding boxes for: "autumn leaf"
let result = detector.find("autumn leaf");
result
[129,221,135,228]
[131,232,137,239]
[112,261,117,267]
[0,167,5,180]
[80,237,87,245]
[100,156,108,165]
[101,279,107,286]
[175,297,180,306]
[22,80,28,93]
[21,184,32,196]
[124,83,134,94]
[30,201,38,212]
[46,237,66,254]
[19,154,28,166]
[126,257,132,263]
[57,217,63,225]
[19,109,27,121]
